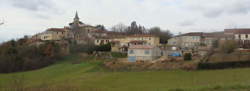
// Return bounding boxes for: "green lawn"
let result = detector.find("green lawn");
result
[1,54,250,91]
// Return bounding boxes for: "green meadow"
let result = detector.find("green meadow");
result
[1,54,250,91]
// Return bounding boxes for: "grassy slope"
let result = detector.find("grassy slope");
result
[1,54,250,91]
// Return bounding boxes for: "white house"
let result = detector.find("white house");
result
[168,32,203,48]
[225,29,250,48]
[127,45,161,62]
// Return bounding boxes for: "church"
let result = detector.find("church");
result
[33,12,109,45]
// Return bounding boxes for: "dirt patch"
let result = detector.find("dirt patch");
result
[104,59,198,71]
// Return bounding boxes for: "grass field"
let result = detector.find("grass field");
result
[1,54,250,91]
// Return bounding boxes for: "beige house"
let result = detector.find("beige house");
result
[225,29,250,48]
[94,38,110,45]
[110,34,160,53]
[168,32,203,48]
[128,45,161,62]
[40,28,68,41]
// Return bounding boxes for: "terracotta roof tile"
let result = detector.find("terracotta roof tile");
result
[225,29,250,34]
[178,32,203,37]
[129,45,155,49]
[47,28,66,32]
[129,34,156,37]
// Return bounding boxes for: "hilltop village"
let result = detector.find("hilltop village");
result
[28,13,249,61]
[1,11,250,73]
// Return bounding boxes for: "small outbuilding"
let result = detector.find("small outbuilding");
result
[127,45,161,62]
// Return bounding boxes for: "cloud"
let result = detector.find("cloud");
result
[226,1,250,14]
[1,0,250,42]
[184,0,250,18]
[11,0,54,11]
[179,20,196,27]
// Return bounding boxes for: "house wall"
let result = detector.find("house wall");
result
[110,36,160,53]
[40,31,67,41]
[181,36,201,48]
[128,47,161,62]
[203,37,217,47]
[235,34,250,40]
[94,39,110,45]
[127,36,160,46]
[168,36,201,48]
[41,33,53,41]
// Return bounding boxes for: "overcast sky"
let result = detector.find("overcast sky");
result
[0,0,250,42]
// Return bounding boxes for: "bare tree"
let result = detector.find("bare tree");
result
[110,23,127,33]
[148,27,173,44]
[126,21,146,34]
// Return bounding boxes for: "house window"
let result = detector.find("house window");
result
[97,40,99,43]
[149,38,151,40]
[129,50,134,54]
[246,35,248,38]
[145,50,150,54]
[239,34,241,39]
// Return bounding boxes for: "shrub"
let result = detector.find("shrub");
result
[95,43,111,52]
[111,52,127,58]
[69,44,96,54]
[184,53,192,61]
[219,40,238,54]
[0,38,65,73]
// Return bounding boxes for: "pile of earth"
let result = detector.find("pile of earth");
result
[104,58,198,71]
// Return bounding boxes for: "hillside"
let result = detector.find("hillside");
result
[1,54,250,91]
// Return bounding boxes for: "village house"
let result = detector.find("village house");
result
[94,37,110,45]
[40,28,68,41]
[127,45,161,62]
[110,34,160,53]
[168,32,203,49]
[168,32,234,49]
[225,29,250,48]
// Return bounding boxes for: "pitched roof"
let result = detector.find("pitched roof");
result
[129,40,146,43]
[178,32,203,37]
[91,29,107,33]
[225,29,250,34]
[47,28,66,32]
[203,32,225,38]
[74,11,79,20]
[129,45,155,49]
[129,34,156,37]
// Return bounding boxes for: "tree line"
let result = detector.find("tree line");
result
[0,37,65,73]
[110,21,173,44]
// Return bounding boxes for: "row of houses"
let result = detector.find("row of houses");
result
[168,29,250,49]
[29,12,162,62]
[29,12,250,62]
[94,34,160,53]
[127,29,250,62]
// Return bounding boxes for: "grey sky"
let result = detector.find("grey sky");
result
[0,0,250,42]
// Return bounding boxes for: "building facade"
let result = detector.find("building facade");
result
[168,32,203,49]
[110,34,160,53]
[225,29,250,48]
[40,28,68,41]
[127,45,161,62]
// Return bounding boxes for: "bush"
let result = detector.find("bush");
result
[184,53,192,61]
[111,52,127,58]
[220,40,238,54]
[198,61,250,70]
[0,38,65,73]
[69,44,96,54]
[95,43,111,52]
